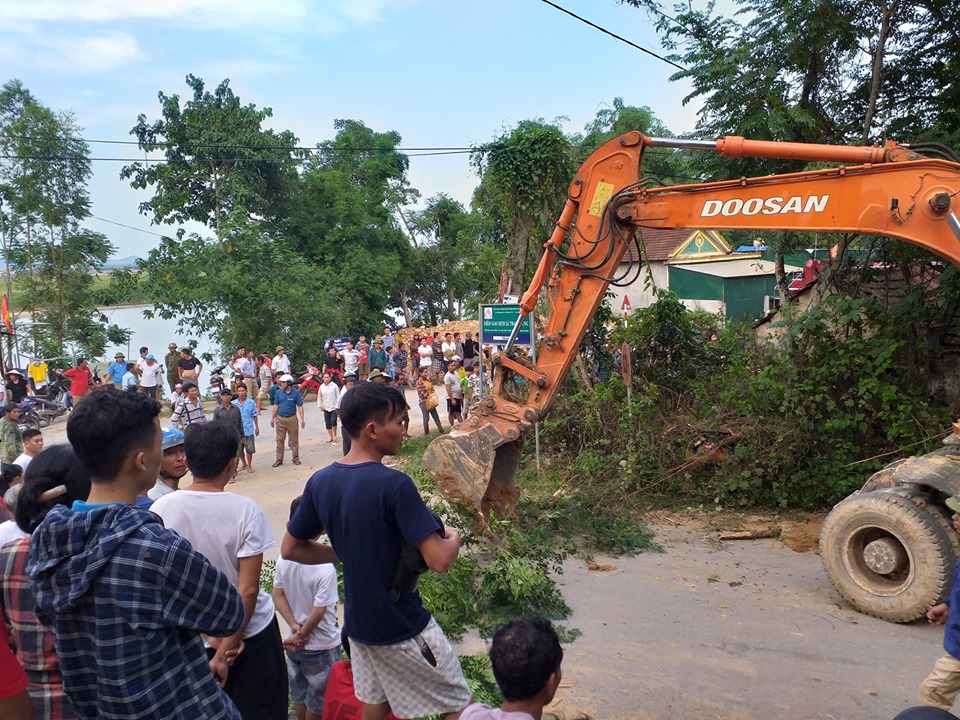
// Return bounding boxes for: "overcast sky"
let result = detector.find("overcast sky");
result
[1,0,712,258]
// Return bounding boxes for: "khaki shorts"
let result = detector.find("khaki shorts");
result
[351,617,470,718]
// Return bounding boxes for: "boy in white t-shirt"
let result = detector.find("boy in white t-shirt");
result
[340,342,360,379]
[273,496,341,720]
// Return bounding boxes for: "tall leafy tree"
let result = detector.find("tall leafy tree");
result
[121,75,301,235]
[286,119,412,333]
[576,97,690,185]
[139,211,340,363]
[471,120,575,295]
[0,80,127,360]
[404,194,473,323]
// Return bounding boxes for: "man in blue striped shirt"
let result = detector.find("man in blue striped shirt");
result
[27,391,245,720]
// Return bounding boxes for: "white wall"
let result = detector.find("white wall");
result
[604,262,669,318]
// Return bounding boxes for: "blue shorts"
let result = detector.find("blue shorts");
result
[286,645,340,713]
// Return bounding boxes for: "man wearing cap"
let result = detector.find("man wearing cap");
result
[270,374,303,467]
[139,354,164,401]
[104,353,127,390]
[165,343,181,392]
[272,346,291,376]
[148,427,188,501]
[368,340,387,375]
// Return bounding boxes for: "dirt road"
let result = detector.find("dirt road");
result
[39,393,945,720]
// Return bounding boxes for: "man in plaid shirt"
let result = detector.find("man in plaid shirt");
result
[27,391,245,720]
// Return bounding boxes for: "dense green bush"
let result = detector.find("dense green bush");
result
[541,292,952,509]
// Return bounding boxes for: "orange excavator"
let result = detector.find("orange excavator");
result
[423,131,960,623]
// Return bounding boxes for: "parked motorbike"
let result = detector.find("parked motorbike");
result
[30,371,72,422]
[293,364,323,396]
[16,397,47,430]
[208,363,230,396]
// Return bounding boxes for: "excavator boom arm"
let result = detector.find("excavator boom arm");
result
[424,132,960,516]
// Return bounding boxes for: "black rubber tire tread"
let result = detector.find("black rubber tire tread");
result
[820,491,952,622]
[887,487,960,570]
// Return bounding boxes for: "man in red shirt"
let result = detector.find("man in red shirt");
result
[62,358,93,407]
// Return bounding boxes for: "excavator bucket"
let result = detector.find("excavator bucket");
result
[423,424,523,518]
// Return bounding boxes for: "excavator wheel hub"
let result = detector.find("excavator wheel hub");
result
[862,537,908,575]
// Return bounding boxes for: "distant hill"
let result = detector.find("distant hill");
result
[104,255,141,270]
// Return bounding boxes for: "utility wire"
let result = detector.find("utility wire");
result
[0,150,474,163]
[1,133,474,154]
[537,0,684,71]
[88,215,165,237]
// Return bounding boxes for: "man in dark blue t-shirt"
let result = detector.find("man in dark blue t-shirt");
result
[281,383,470,720]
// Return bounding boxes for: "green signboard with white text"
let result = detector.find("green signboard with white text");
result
[479,304,533,345]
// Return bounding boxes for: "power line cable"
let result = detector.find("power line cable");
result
[87,215,165,237]
[1,133,474,154]
[537,0,684,71]
[0,150,474,163]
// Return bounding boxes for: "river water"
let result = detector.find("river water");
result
[96,303,221,369]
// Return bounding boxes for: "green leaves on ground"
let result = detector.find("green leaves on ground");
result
[400,437,657,642]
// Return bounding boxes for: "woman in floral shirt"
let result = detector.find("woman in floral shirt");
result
[415,366,444,435]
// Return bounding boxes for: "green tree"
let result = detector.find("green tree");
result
[286,119,412,333]
[577,97,689,185]
[471,120,576,295]
[0,80,128,360]
[406,194,473,322]
[138,211,339,363]
[622,0,960,299]
[121,75,302,236]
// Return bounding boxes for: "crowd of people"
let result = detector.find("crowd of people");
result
[154,328,494,468]
[0,370,568,720]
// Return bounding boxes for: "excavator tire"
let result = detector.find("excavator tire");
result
[820,490,952,622]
